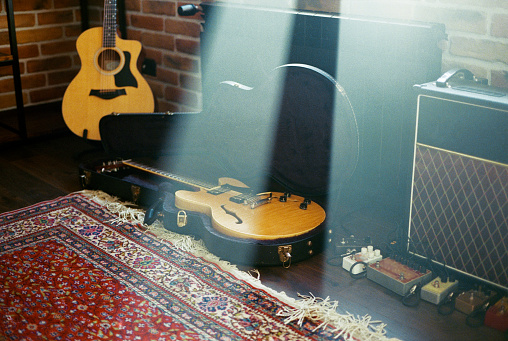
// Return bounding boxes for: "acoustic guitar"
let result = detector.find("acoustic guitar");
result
[100,160,326,242]
[62,0,154,141]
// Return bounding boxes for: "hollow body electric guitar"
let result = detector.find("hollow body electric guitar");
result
[96,160,327,265]
[121,160,326,241]
[62,0,154,141]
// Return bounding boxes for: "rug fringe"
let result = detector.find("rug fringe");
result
[276,293,398,341]
[79,190,400,341]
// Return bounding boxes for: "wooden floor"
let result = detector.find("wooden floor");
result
[0,127,506,341]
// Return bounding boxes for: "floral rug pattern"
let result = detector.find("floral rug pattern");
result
[0,193,341,340]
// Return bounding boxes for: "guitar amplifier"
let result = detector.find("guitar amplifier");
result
[409,70,508,290]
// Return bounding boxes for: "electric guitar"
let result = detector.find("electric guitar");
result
[62,0,154,141]
[98,160,326,242]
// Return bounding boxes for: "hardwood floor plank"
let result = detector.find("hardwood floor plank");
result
[0,161,67,212]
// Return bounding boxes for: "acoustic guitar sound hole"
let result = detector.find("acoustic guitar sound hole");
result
[97,48,123,73]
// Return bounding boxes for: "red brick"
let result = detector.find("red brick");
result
[17,44,40,59]
[0,32,9,46]
[176,38,199,55]
[12,0,52,12]
[0,63,25,77]
[147,79,164,99]
[157,67,178,85]
[163,53,199,72]
[48,69,78,85]
[21,73,47,89]
[38,10,75,25]
[143,48,163,64]
[164,18,201,38]
[29,85,68,103]
[141,31,174,50]
[143,0,176,16]
[17,27,64,44]
[0,93,17,110]
[164,85,198,107]
[40,40,77,55]
[130,14,164,31]
[26,56,72,73]
[0,14,36,30]
[126,0,142,12]
[180,73,201,91]
[65,24,83,38]
[0,77,15,93]
[126,28,141,41]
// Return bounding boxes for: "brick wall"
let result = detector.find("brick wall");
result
[0,0,82,112]
[0,0,507,114]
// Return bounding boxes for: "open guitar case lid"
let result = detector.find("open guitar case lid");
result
[81,63,359,266]
[99,64,359,198]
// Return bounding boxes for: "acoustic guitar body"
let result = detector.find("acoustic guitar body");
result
[62,27,154,141]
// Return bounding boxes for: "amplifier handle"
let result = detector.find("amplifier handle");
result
[436,68,475,88]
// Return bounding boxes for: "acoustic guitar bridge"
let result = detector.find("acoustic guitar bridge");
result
[89,89,126,99]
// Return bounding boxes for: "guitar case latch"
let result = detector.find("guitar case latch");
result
[80,170,92,188]
[177,210,188,227]
[130,185,141,204]
[278,245,292,268]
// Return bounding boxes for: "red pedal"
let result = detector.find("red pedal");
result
[485,297,508,332]
[366,258,432,296]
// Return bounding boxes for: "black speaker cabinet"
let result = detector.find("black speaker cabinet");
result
[409,72,507,290]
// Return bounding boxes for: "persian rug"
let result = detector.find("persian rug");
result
[0,191,398,341]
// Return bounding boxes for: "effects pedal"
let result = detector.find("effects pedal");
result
[421,276,459,304]
[342,246,382,275]
[485,296,508,332]
[455,289,496,314]
[366,257,433,296]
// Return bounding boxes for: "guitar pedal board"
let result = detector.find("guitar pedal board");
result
[342,246,382,275]
[366,258,433,296]
[421,276,459,305]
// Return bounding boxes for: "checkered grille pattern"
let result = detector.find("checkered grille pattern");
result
[410,144,508,288]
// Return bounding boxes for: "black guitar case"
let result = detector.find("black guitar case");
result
[81,64,359,266]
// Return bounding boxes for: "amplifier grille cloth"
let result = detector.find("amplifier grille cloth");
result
[410,144,507,288]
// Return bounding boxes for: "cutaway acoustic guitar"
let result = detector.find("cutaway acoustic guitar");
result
[62,0,154,141]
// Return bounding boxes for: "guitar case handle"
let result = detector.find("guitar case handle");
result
[436,68,475,88]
